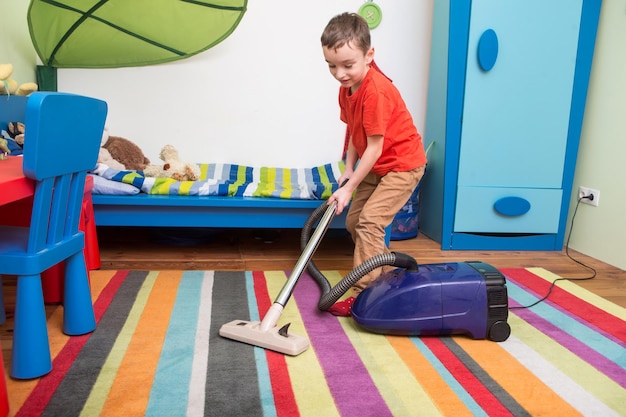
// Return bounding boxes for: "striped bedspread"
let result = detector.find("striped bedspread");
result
[91,161,344,199]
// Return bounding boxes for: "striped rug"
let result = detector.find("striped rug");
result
[8,268,625,416]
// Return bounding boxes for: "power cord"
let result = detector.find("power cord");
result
[510,195,597,309]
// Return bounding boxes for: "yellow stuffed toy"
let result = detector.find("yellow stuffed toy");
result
[143,144,200,181]
[0,64,38,96]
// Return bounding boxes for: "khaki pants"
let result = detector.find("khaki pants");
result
[345,166,425,294]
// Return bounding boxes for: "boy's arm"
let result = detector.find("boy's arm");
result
[330,135,383,214]
[340,140,358,180]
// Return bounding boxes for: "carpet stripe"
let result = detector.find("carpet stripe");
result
[264,271,333,417]
[506,312,625,414]
[440,337,530,416]
[503,268,626,342]
[403,336,486,416]
[507,279,626,352]
[246,272,280,417]
[185,271,214,417]
[507,276,625,349]
[341,322,442,416]
[325,269,442,417]
[313,271,475,416]
[527,267,626,321]
[42,270,142,416]
[206,271,263,417]
[258,271,306,417]
[453,336,582,416]
[508,281,626,386]
[294,272,393,417]
[422,337,516,416]
[264,271,337,417]
[13,270,130,417]
[94,270,176,417]
[501,332,622,417]
[145,271,205,416]
[42,270,148,417]
[511,299,626,387]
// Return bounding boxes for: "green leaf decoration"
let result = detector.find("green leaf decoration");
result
[27,0,248,68]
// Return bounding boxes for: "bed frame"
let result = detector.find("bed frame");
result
[90,194,397,245]
[91,194,347,229]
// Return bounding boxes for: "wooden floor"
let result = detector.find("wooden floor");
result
[96,226,626,308]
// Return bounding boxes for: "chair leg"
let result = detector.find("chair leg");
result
[63,252,96,336]
[12,274,52,379]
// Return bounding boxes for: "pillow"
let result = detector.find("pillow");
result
[89,174,140,195]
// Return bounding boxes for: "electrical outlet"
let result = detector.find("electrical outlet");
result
[578,186,600,207]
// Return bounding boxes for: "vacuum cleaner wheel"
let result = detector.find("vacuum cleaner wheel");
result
[488,320,511,342]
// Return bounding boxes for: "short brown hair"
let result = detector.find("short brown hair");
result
[321,12,371,55]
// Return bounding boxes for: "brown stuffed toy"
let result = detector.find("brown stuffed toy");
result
[102,134,150,171]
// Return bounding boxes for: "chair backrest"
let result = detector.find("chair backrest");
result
[23,92,107,179]
[22,92,107,254]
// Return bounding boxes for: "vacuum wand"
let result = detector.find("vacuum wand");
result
[219,201,337,355]
[259,201,336,331]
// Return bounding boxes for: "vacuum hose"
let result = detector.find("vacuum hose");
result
[302,202,419,311]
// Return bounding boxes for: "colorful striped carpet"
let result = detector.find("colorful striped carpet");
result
[7,268,625,416]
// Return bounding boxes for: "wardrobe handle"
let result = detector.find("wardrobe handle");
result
[494,196,531,217]
[477,29,498,71]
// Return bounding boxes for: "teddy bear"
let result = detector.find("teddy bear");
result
[98,147,126,171]
[143,144,201,181]
[100,128,150,171]
[0,63,38,96]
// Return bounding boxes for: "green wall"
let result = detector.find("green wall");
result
[566,0,626,270]
[0,1,36,85]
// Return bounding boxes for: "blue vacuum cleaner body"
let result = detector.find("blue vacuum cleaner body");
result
[351,260,511,342]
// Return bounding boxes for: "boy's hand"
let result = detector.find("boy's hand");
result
[328,187,352,215]
[329,172,353,215]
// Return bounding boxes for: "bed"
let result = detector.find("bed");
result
[1,95,350,235]
[88,161,348,230]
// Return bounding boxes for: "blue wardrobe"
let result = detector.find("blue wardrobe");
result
[419,0,602,250]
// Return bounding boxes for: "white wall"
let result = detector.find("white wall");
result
[57,0,434,168]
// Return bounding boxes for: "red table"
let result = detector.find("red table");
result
[0,156,101,303]
[0,157,34,205]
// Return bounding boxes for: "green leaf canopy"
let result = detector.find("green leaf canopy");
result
[28,0,248,68]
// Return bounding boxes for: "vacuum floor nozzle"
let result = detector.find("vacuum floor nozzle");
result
[219,319,309,356]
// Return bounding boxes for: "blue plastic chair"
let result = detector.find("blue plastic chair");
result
[0,92,107,379]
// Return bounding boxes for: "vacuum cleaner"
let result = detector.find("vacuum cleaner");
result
[219,201,511,356]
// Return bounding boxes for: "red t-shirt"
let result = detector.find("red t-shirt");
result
[339,69,427,176]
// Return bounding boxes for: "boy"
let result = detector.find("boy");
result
[321,12,427,316]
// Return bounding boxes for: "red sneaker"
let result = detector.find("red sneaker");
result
[328,297,355,317]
